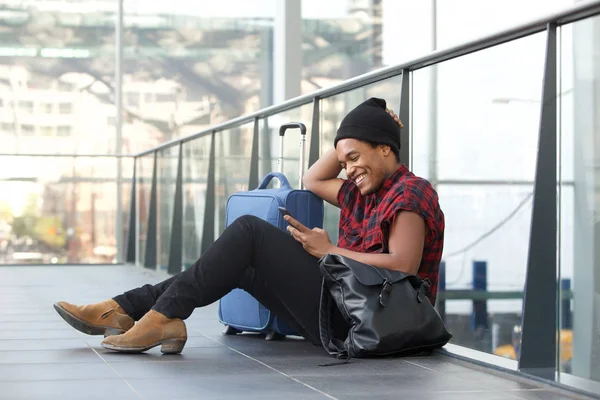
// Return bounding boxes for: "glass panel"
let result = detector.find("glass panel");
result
[319,75,404,244]
[182,135,211,269]
[156,146,179,272]
[136,154,155,267]
[558,17,600,385]
[410,35,546,358]
[0,0,117,155]
[213,123,255,236]
[412,33,547,182]
[0,156,120,264]
[121,1,275,154]
[436,184,533,356]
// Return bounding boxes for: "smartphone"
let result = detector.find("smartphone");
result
[278,207,291,218]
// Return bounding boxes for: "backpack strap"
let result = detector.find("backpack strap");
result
[318,279,351,367]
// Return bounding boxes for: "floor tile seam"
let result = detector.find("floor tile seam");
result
[0,361,115,367]
[0,377,125,383]
[402,359,546,391]
[196,331,340,400]
[0,346,91,352]
[0,337,80,341]
[0,328,80,331]
[89,347,146,400]
[427,389,548,394]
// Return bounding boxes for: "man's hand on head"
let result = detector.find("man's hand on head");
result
[284,215,334,259]
[385,108,404,128]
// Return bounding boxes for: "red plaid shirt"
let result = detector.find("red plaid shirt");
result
[336,164,445,305]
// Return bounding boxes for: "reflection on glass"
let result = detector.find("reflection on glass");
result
[559,18,600,384]
[121,2,274,155]
[0,1,117,155]
[0,156,123,264]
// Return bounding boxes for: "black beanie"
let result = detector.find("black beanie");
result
[334,97,400,153]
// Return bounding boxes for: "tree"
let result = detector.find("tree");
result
[11,193,40,239]
[32,216,66,250]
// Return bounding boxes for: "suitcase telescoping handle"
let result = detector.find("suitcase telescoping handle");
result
[278,122,307,189]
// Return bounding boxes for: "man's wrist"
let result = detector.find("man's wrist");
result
[326,244,339,255]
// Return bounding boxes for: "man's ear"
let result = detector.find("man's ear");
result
[379,144,391,156]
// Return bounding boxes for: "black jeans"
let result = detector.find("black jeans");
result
[113,215,343,345]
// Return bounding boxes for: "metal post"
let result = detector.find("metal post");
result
[249,118,260,190]
[471,261,489,333]
[125,158,137,263]
[398,69,411,166]
[115,0,124,262]
[518,23,558,378]
[437,261,446,321]
[167,144,183,274]
[560,279,572,330]
[261,118,272,178]
[201,132,216,254]
[274,0,302,104]
[308,97,320,168]
[144,152,158,270]
[429,0,438,186]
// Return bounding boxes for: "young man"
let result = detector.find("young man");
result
[54,97,445,354]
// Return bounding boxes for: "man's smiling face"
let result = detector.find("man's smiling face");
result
[336,138,393,196]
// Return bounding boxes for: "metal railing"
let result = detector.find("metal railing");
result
[126,0,600,390]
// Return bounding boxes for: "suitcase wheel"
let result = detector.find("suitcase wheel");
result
[223,325,242,336]
[265,330,285,341]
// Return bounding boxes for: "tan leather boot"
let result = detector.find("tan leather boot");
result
[101,310,187,354]
[53,299,134,337]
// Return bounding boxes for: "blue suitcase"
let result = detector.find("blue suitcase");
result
[217,122,324,340]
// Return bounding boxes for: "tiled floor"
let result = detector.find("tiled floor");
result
[0,265,593,400]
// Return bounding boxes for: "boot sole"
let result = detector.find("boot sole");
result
[101,338,187,355]
[53,303,126,337]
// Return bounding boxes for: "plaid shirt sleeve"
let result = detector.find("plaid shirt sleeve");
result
[379,177,442,249]
[378,177,445,304]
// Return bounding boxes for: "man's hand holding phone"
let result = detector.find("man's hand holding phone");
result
[282,211,334,259]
